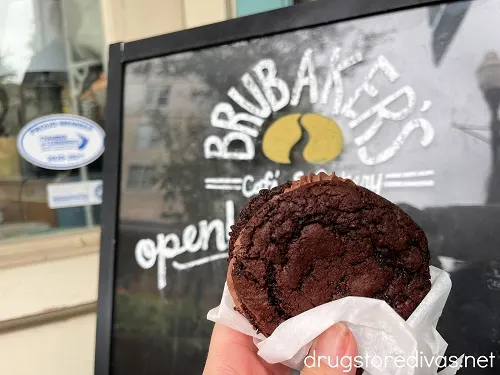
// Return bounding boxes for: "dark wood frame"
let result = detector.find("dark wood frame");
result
[94,0,470,373]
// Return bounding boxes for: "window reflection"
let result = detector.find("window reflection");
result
[127,165,155,190]
[0,0,105,238]
[136,123,162,150]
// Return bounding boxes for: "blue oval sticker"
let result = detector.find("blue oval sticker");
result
[17,114,105,170]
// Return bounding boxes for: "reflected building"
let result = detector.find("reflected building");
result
[120,66,214,223]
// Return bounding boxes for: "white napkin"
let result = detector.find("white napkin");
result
[207,266,463,374]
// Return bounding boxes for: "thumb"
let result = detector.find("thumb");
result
[301,323,359,375]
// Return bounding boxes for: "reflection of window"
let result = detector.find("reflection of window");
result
[157,88,170,105]
[145,87,170,108]
[145,89,156,107]
[127,165,155,189]
[136,123,161,149]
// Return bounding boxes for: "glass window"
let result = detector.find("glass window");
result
[144,88,156,108]
[127,165,154,189]
[137,123,153,149]
[145,86,170,108]
[0,0,106,239]
[157,88,170,105]
[136,122,162,149]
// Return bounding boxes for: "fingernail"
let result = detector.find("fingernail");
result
[312,323,352,360]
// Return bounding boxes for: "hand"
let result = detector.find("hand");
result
[203,323,358,375]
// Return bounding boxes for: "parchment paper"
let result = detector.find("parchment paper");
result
[208,266,463,374]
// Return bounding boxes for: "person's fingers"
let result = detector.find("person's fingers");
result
[301,323,359,375]
[209,323,257,351]
[204,324,291,375]
[203,324,258,375]
[204,322,358,375]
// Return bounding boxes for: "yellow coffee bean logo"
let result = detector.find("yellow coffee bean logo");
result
[262,113,343,164]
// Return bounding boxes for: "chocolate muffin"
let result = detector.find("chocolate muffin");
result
[227,172,431,337]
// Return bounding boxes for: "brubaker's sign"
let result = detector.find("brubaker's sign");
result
[136,48,438,291]
[203,48,434,166]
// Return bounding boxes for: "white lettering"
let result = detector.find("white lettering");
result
[292,170,305,181]
[283,170,385,195]
[361,174,384,195]
[353,86,417,146]
[225,200,234,242]
[242,170,280,198]
[157,233,183,259]
[342,55,400,120]
[358,118,434,166]
[320,48,363,114]
[203,132,255,160]
[182,225,202,253]
[199,219,226,251]
[228,73,272,118]
[135,239,157,269]
[253,59,290,112]
[210,102,263,137]
[134,201,235,290]
[291,49,318,106]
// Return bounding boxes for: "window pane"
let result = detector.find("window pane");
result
[136,123,162,149]
[157,88,170,105]
[136,123,154,149]
[141,167,155,188]
[127,165,155,189]
[145,88,156,107]
[127,165,143,188]
[0,0,106,239]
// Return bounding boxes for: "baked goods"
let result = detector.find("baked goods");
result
[227,172,431,337]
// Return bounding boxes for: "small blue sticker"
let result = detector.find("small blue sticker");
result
[94,182,103,200]
[17,114,105,170]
